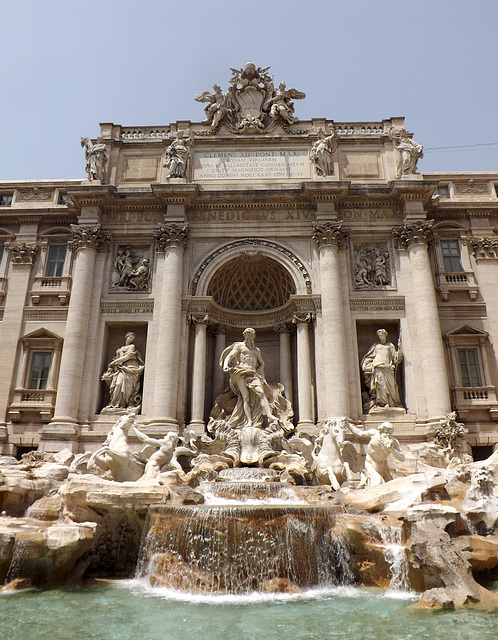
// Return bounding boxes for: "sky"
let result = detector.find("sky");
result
[1,0,497,180]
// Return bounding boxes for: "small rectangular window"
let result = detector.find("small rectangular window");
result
[58,193,70,205]
[458,348,482,387]
[441,240,463,272]
[436,185,449,198]
[0,194,13,206]
[28,352,52,390]
[46,245,67,277]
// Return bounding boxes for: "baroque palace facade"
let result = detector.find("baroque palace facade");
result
[1,62,498,458]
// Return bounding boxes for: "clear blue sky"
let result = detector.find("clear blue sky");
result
[1,0,497,180]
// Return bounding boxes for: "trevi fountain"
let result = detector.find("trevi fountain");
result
[1,327,498,638]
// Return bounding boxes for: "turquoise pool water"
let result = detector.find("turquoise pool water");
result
[1,581,497,640]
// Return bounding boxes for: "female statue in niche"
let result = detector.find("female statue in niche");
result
[361,328,403,411]
[102,332,145,410]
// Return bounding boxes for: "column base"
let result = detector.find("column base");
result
[39,419,81,452]
[296,420,318,435]
[144,418,179,435]
[187,420,206,437]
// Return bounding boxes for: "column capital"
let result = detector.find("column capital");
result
[392,220,433,249]
[471,237,498,260]
[188,313,209,325]
[69,224,111,252]
[8,242,39,265]
[154,223,189,251]
[312,221,348,249]
[209,323,231,337]
[292,312,315,324]
[274,322,295,334]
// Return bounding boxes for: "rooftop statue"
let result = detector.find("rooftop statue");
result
[309,127,337,176]
[195,61,305,133]
[80,137,107,182]
[163,130,192,178]
[389,126,423,178]
[361,329,403,411]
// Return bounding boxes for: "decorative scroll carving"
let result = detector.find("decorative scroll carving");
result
[195,61,305,134]
[189,313,209,325]
[17,188,54,202]
[112,245,152,291]
[392,220,433,249]
[274,322,294,335]
[389,127,423,178]
[292,312,315,324]
[471,237,498,259]
[80,137,108,182]
[312,221,348,249]
[190,238,312,295]
[10,242,39,265]
[208,323,231,338]
[309,127,337,176]
[352,241,393,290]
[454,181,489,195]
[154,224,189,251]
[70,224,111,252]
[163,130,192,179]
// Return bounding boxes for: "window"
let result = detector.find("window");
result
[28,352,52,390]
[458,349,482,387]
[58,193,70,205]
[435,185,449,198]
[0,194,13,206]
[0,246,4,265]
[440,239,463,272]
[46,245,67,277]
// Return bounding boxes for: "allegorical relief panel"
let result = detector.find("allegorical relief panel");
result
[351,240,396,291]
[110,243,152,293]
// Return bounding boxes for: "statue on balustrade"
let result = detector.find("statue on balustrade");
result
[163,130,192,178]
[345,421,405,487]
[361,329,403,411]
[309,127,337,176]
[102,332,145,411]
[80,137,107,182]
[195,84,233,130]
[389,127,423,178]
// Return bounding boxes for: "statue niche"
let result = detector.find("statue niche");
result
[101,330,145,413]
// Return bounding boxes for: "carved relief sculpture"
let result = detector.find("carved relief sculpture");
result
[309,127,337,176]
[112,246,151,291]
[195,61,305,133]
[163,130,192,178]
[102,332,145,410]
[361,329,403,411]
[389,127,423,178]
[352,242,392,289]
[80,137,107,182]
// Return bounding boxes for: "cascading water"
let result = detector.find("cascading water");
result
[363,521,411,592]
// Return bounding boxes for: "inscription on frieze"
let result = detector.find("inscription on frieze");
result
[190,209,314,222]
[193,150,310,180]
[103,211,164,225]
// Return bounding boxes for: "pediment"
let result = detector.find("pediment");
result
[445,325,488,337]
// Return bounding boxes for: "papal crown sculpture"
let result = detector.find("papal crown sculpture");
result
[195,61,306,134]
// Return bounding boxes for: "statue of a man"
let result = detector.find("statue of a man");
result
[195,84,233,129]
[80,137,107,182]
[361,329,402,411]
[102,332,145,410]
[346,421,405,487]
[220,327,278,428]
[163,130,192,178]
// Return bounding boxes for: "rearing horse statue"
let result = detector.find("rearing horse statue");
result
[311,417,360,490]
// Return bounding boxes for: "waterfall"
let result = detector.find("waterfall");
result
[363,521,411,592]
[137,505,353,594]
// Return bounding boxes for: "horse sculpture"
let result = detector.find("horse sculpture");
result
[311,417,360,490]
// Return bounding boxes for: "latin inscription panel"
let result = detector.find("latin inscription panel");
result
[193,150,310,180]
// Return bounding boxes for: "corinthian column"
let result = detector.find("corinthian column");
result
[150,224,189,431]
[292,312,314,429]
[188,313,209,434]
[46,226,110,437]
[312,222,350,418]
[274,322,294,404]
[393,221,451,418]
[0,243,39,428]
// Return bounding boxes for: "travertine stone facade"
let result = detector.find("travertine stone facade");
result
[1,63,498,457]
